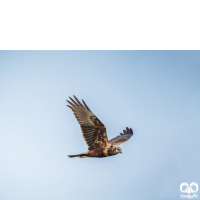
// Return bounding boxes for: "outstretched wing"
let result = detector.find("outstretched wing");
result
[67,95,109,150]
[109,127,133,146]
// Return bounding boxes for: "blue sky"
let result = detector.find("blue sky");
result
[0,51,200,200]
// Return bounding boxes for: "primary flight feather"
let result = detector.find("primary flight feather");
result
[67,95,133,158]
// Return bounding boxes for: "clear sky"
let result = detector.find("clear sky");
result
[0,51,200,200]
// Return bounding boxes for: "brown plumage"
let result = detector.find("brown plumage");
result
[67,96,134,158]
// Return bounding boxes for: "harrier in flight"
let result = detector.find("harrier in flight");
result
[67,96,133,158]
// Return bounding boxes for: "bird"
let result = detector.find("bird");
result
[67,95,133,158]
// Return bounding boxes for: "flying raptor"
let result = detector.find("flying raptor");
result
[67,96,133,158]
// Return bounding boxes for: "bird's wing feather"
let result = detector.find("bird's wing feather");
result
[67,96,109,150]
[109,127,133,146]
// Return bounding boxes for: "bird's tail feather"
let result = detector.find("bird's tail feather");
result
[68,153,87,158]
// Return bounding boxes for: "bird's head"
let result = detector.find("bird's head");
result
[115,147,122,154]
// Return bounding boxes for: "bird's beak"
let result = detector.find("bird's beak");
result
[120,150,122,154]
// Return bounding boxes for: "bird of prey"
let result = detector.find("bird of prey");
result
[67,96,133,158]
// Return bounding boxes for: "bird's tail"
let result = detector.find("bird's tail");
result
[68,153,87,158]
